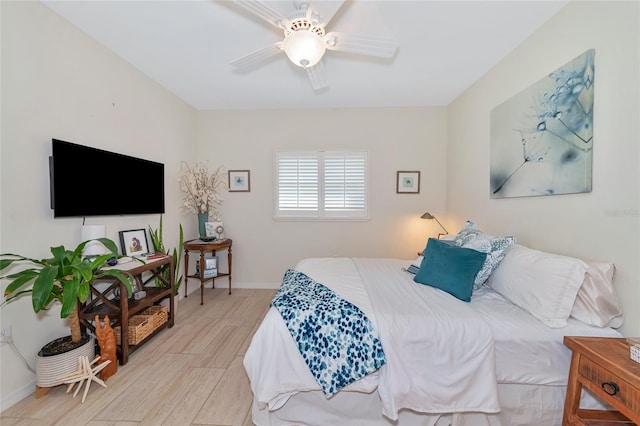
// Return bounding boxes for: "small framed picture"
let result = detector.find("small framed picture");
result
[204,222,216,238]
[119,229,149,257]
[205,221,225,240]
[228,170,250,192]
[396,171,421,194]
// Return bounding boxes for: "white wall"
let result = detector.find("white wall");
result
[197,107,448,286]
[0,1,197,409]
[446,0,640,336]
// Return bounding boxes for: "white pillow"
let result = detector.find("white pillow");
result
[571,261,623,328]
[487,244,588,328]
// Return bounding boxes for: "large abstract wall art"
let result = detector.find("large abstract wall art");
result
[490,49,594,198]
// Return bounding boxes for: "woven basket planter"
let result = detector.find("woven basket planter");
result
[35,335,95,388]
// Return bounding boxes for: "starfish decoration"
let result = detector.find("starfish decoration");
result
[56,355,112,403]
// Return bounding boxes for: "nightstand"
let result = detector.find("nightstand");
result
[563,336,640,425]
[184,238,232,305]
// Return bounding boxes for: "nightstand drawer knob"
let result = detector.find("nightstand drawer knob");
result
[601,381,620,396]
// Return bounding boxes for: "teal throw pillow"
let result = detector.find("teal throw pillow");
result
[413,238,487,302]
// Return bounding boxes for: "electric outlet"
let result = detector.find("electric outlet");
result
[0,324,12,345]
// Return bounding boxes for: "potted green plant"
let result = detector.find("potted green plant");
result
[148,215,184,297]
[1,238,134,390]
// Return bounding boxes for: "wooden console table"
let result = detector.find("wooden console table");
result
[563,336,640,425]
[184,238,232,305]
[78,256,175,366]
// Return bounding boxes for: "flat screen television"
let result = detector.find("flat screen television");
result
[50,139,165,217]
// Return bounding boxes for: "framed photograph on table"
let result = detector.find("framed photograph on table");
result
[228,170,250,192]
[396,171,421,194]
[205,221,225,240]
[119,229,149,257]
[204,222,216,239]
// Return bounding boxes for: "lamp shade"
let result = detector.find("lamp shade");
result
[81,225,106,256]
[283,30,326,68]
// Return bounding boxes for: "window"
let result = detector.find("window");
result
[275,151,368,220]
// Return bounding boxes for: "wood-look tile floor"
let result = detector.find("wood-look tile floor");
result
[0,288,276,426]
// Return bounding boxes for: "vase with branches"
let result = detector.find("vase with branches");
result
[178,161,227,239]
[178,161,227,221]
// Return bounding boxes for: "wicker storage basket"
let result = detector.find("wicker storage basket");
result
[140,305,169,329]
[114,305,168,345]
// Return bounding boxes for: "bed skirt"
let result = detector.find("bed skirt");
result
[251,382,606,426]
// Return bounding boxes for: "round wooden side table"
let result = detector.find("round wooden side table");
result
[183,238,232,305]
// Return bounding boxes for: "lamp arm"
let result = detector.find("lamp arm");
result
[433,217,448,234]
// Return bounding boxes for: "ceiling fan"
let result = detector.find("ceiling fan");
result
[230,0,399,91]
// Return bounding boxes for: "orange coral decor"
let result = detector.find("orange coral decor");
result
[94,315,118,380]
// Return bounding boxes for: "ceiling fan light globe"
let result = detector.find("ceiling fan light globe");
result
[283,30,326,68]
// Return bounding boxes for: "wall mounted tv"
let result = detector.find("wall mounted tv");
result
[50,139,165,217]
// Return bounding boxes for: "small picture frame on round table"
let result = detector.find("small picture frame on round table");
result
[205,222,224,240]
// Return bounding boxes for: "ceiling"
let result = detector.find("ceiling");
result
[41,0,569,110]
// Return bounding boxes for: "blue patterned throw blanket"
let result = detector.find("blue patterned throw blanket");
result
[271,269,386,397]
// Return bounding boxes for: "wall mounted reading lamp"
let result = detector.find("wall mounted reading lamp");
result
[421,212,448,237]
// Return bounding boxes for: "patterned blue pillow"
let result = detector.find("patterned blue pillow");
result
[453,220,516,289]
[414,238,487,302]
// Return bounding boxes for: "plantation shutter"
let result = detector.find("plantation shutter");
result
[276,153,319,217]
[275,151,368,220]
[323,152,367,218]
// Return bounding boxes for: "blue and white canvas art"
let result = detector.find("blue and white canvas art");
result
[490,49,594,198]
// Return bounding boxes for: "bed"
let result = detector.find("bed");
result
[244,223,624,426]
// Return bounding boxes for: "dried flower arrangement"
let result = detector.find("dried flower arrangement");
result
[178,161,227,220]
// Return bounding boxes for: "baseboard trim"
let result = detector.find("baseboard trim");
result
[0,379,35,412]
[180,281,280,298]
[232,282,280,289]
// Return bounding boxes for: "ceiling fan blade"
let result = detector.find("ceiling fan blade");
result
[304,0,346,28]
[324,32,399,58]
[230,42,283,70]
[233,0,291,29]
[306,61,329,91]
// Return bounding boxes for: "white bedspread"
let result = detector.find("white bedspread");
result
[353,258,500,419]
[244,257,501,421]
[470,286,621,385]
